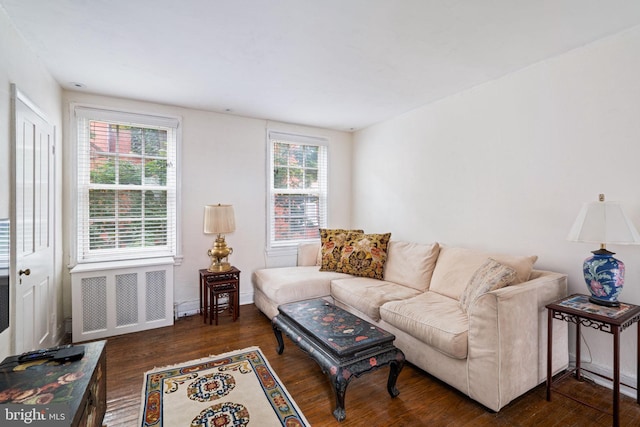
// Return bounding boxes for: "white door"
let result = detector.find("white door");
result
[12,86,56,353]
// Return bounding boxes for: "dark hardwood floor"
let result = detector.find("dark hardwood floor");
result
[100,304,640,426]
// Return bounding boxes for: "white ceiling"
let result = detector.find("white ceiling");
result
[2,1,640,131]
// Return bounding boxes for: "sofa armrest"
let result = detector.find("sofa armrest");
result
[466,270,568,411]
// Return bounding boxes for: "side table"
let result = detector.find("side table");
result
[199,267,240,325]
[546,294,640,427]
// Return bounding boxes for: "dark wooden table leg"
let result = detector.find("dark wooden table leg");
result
[547,308,553,401]
[613,325,620,427]
[204,283,209,324]
[200,274,206,323]
[575,321,581,380]
[333,371,348,422]
[273,321,285,355]
[387,352,404,397]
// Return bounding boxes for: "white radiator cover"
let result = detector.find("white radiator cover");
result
[70,257,174,342]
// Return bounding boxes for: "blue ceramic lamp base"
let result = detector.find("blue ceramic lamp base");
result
[583,248,624,307]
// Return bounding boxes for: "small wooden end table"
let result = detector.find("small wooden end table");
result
[199,267,240,325]
[546,294,640,427]
[272,298,404,422]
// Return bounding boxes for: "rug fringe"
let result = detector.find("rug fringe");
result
[142,346,261,374]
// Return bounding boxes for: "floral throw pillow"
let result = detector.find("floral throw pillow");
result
[319,229,364,271]
[337,233,392,280]
[459,258,517,313]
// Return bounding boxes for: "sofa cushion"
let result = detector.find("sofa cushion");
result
[319,229,364,271]
[337,232,392,279]
[253,266,352,305]
[331,277,422,321]
[429,246,537,300]
[380,292,469,359]
[297,242,321,266]
[383,241,440,291]
[459,259,517,312]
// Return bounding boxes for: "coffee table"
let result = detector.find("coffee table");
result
[272,298,405,421]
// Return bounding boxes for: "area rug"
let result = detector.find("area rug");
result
[139,346,310,427]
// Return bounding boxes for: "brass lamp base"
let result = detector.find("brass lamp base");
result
[207,235,233,272]
[208,261,232,272]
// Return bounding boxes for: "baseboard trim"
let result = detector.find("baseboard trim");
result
[570,355,638,400]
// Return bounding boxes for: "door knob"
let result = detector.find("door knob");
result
[18,268,30,284]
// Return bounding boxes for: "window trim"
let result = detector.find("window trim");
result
[70,104,182,265]
[266,130,328,256]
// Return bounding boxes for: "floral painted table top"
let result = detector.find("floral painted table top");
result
[0,341,105,411]
[278,298,395,357]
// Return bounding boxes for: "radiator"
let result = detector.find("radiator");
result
[70,257,174,342]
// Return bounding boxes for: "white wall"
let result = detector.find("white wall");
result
[61,92,353,319]
[352,25,640,393]
[0,7,63,359]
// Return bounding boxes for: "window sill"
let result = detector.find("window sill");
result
[265,246,298,258]
[70,256,175,274]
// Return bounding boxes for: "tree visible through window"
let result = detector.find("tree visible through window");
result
[268,131,327,250]
[75,107,178,262]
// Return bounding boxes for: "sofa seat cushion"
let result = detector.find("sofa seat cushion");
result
[253,266,352,305]
[380,292,469,359]
[331,277,422,321]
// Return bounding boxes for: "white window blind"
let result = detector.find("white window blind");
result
[0,219,8,269]
[75,107,179,263]
[267,131,328,250]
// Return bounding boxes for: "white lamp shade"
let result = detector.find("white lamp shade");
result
[567,200,640,244]
[203,204,236,234]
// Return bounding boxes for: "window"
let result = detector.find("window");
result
[0,219,7,269]
[267,131,328,252]
[74,106,179,263]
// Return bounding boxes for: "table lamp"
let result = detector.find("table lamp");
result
[567,194,640,306]
[204,204,236,272]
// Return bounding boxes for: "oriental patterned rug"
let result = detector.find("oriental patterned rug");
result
[139,346,310,427]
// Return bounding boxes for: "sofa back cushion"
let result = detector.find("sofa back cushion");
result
[383,241,440,291]
[429,246,537,300]
[297,242,321,266]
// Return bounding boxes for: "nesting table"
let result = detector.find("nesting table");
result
[199,267,240,325]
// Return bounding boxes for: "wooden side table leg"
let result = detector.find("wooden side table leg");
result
[204,283,209,324]
[547,308,553,401]
[199,275,203,318]
[575,321,581,381]
[214,291,219,325]
[613,326,620,427]
[233,290,239,321]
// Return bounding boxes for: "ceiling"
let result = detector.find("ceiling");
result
[2,1,640,131]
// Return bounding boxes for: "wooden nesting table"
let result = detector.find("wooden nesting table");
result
[199,267,240,325]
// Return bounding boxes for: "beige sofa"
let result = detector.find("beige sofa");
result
[252,240,569,412]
